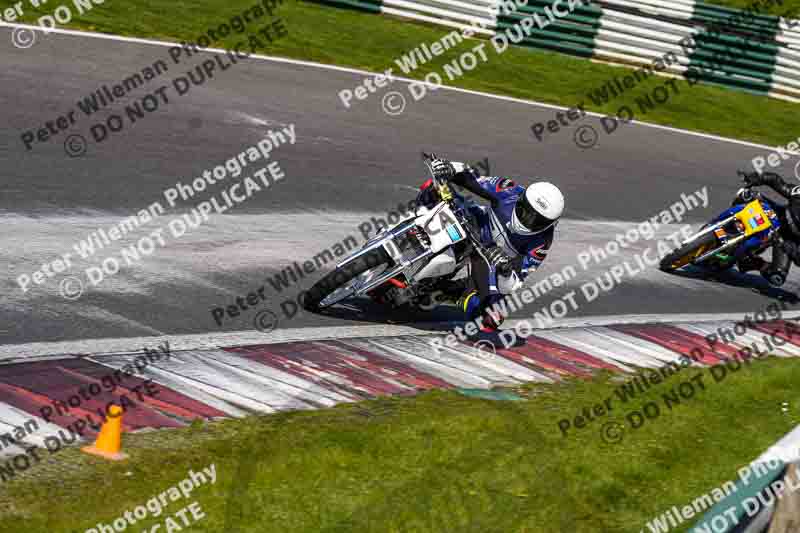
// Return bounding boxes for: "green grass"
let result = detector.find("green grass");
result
[704,0,800,15]
[2,0,799,147]
[1,356,798,533]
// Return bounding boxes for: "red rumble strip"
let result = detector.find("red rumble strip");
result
[610,324,732,365]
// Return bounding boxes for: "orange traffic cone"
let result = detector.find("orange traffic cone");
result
[82,405,129,461]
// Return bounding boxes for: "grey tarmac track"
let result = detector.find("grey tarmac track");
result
[2,26,799,345]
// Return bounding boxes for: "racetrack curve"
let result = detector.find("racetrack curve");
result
[2,24,800,346]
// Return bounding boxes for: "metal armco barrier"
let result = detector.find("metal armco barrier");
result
[307,0,800,101]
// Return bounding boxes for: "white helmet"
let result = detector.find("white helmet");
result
[510,182,564,235]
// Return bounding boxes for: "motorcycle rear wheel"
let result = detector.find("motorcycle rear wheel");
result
[303,247,392,311]
[659,231,718,272]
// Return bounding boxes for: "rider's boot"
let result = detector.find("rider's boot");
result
[763,268,787,287]
[462,291,504,334]
[738,253,788,287]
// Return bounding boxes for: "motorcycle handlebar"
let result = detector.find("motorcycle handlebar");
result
[419,152,492,263]
[421,152,437,179]
[421,152,452,194]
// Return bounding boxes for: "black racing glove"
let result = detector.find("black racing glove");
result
[740,171,764,187]
[431,159,455,182]
[485,246,513,276]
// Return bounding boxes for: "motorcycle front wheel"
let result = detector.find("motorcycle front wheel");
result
[659,231,719,272]
[303,247,393,311]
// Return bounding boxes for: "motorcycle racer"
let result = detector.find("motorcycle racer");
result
[418,157,564,332]
[737,171,800,286]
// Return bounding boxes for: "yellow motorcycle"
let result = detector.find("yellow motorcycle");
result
[660,176,782,273]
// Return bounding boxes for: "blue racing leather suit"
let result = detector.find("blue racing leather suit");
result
[419,165,556,327]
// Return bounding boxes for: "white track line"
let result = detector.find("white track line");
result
[3,312,800,361]
[0,22,781,152]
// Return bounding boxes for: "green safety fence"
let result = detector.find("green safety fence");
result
[304,0,800,100]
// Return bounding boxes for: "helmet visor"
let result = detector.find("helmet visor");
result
[515,193,554,233]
